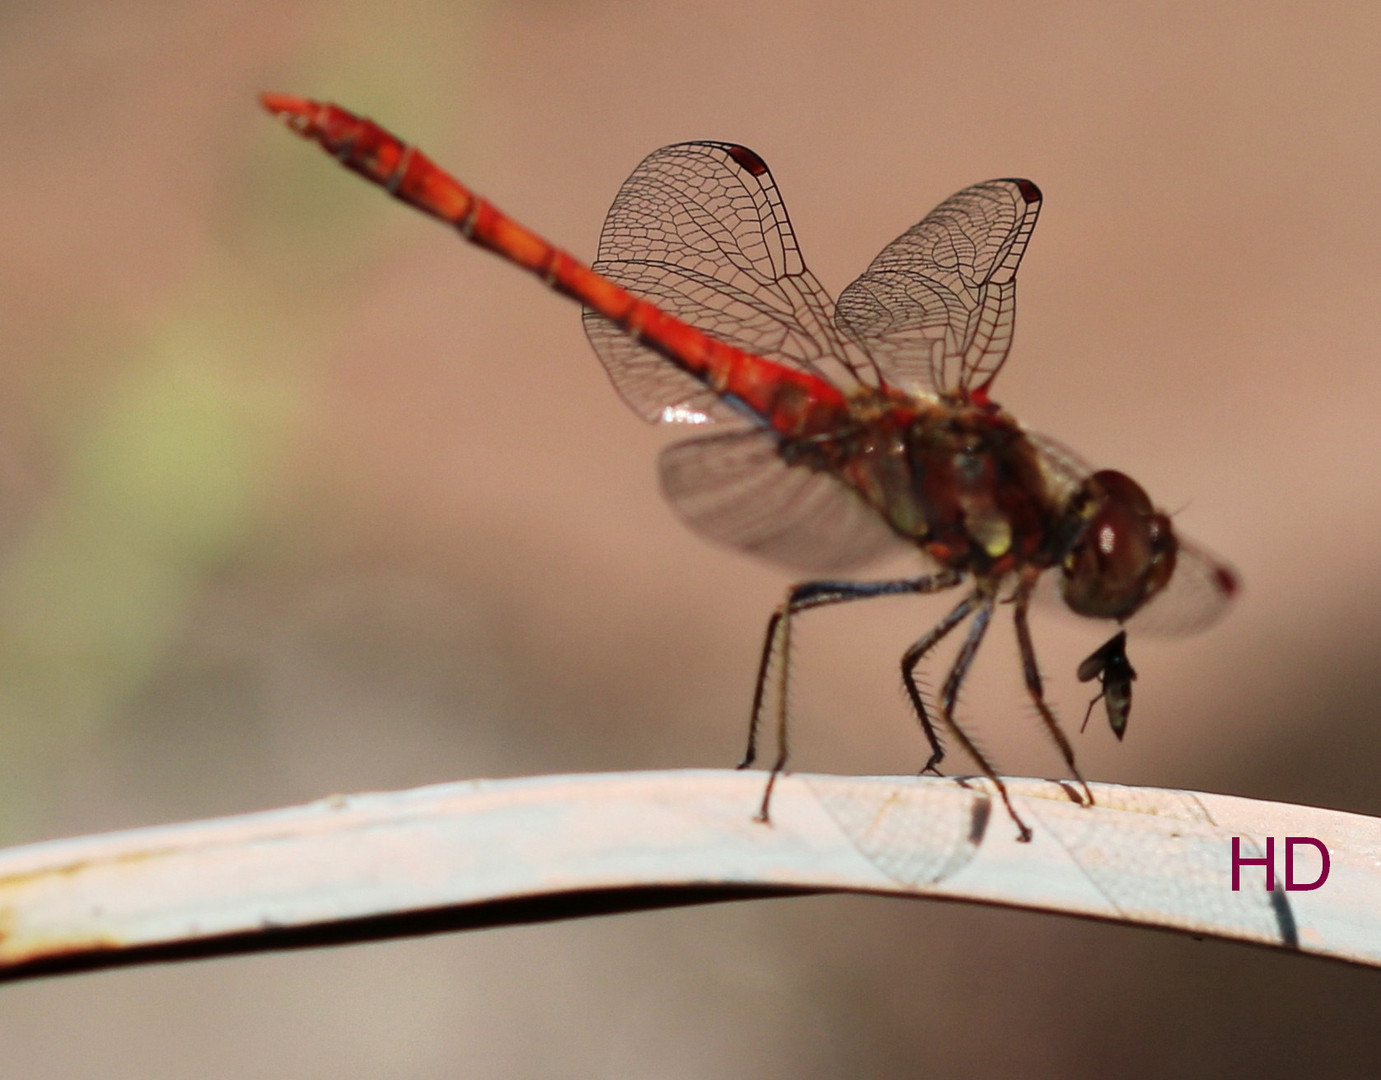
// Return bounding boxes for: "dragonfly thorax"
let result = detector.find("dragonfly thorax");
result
[835,398,1065,578]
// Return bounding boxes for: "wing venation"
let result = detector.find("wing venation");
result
[835,178,1041,395]
[582,141,870,424]
[659,429,917,573]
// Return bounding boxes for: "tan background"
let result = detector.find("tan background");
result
[3,1,1380,1076]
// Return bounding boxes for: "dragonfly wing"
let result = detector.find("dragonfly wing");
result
[1024,430,1238,634]
[1122,539,1239,636]
[1025,429,1095,504]
[583,141,866,425]
[835,179,1041,396]
[659,428,918,573]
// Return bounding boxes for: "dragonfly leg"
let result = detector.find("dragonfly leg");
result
[900,592,980,774]
[1012,573,1094,806]
[920,594,1034,843]
[745,570,963,823]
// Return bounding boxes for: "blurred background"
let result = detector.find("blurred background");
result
[2,0,1380,1076]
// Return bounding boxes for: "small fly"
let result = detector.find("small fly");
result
[1079,630,1137,740]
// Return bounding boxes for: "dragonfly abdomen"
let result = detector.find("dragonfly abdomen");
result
[261,93,851,442]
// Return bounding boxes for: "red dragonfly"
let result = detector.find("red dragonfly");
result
[262,94,1238,841]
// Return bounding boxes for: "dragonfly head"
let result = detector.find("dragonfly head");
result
[1060,470,1177,621]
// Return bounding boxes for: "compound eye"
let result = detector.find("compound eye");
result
[1061,471,1177,621]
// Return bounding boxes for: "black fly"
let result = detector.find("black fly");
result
[1078,630,1137,740]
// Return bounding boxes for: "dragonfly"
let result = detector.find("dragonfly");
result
[261,93,1238,841]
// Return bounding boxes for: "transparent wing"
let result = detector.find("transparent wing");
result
[1025,429,1095,504]
[1123,539,1240,636]
[835,178,1041,396]
[582,141,869,425]
[1024,431,1239,635]
[659,429,918,573]
[1030,531,1238,638]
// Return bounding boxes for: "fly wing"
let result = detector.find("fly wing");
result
[835,179,1041,397]
[659,429,917,573]
[583,142,869,425]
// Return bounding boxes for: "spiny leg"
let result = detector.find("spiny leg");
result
[745,570,963,822]
[1012,572,1094,806]
[899,592,980,773]
[909,593,1034,842]
[742,571,963,768]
